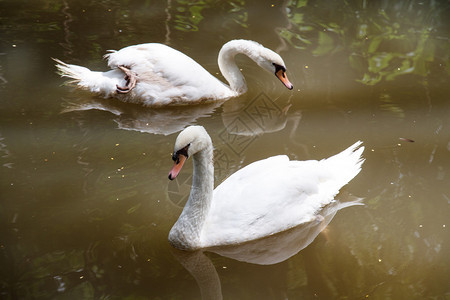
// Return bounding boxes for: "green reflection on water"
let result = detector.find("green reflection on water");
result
[172,0,248,32]
[280,0,449,85]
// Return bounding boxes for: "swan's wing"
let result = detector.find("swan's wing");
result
[106,43,206,78]
[202,155,339,247]
[105,43,231,104]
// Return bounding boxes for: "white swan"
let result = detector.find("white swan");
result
[54,40,293,107]
[168,126,365,250]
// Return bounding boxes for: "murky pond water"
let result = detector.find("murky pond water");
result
[1,0,449,299]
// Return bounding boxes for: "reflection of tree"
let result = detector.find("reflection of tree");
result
[0,0,250,63]
[0,53,7,86]
[280,0,449,85]
[170,0,247,32]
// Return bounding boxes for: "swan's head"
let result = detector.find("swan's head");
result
[251,44,294,90]
[219,40,294,91]
[168,126,211,180]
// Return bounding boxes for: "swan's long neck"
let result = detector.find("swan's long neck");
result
[218,40,264,95]
[169,143,214,250]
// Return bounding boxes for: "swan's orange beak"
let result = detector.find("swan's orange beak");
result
[168,154,187,180]
[275,69,294,90]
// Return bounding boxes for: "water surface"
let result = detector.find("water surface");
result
[0,0,449,299]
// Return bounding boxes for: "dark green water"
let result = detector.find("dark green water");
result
[0,0,449,299]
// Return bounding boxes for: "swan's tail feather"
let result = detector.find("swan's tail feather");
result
[103,50,117,60]
[322,141,365,189]
[53,58,118,96]
[54,58,89,85]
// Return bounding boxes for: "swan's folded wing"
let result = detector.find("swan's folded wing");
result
[202,156,336,247]
[105,43,233,104]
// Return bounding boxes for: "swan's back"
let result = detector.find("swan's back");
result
[106,43,233,105]
[201,142,364,248]
[106,43,207,79]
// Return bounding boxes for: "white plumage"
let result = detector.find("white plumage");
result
[54,40,293,107]
[168,126,364,250]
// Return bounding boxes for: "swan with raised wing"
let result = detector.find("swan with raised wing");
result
[167,126,364,250]
[54,40,293,107]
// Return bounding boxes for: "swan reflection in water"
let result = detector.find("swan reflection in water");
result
[171,196,363,300]
[61,96,224,136]
[220,93,294,137]
[61,90,298,138]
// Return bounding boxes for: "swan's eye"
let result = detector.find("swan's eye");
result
[272,63,286,74]
[173,143,190,161]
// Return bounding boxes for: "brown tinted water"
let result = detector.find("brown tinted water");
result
[0,0,449,299]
